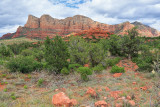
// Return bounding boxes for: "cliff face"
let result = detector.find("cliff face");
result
[1,14,160,39]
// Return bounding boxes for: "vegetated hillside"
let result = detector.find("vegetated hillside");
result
[0,27,160,106]
[0,37,39,45]
[1,14,160,40]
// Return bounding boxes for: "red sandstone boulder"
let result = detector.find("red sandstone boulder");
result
[140,86,147,91]
[128,100,136,106]
[95,100,107,107]
[113,73,123,78]
[132,82,136,85]
[105,87,110,91]
[86,87,97,97]
[52,92,77,107]
[110,91,123,99]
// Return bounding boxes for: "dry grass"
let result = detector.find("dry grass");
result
[0,67,160,107]
[0,37,39,45]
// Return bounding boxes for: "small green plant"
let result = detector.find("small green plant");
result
[77,67,92,81]
[11,96,16,100]
[37,79,44,86]
[28,74,32,79]
[24,85,28,89]
[1,74,7,78]
[10,93,16,100]
[7,55,42,73]
[68,64,82,71]
[92,64,104,73]
[3,88,7,92]
[110,65,125,73]
[61,67,70,75]
[105,57,121,67]
[4,82,8,84]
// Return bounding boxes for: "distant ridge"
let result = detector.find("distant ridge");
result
[1,14,160,39]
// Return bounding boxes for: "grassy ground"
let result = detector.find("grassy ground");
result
[0,66,159,107]
[0,37,39,45]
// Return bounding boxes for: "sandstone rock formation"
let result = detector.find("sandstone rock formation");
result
[95,100,108,107]
[0,33,14,39]
[1,14,160,39]
[52,92,77,107]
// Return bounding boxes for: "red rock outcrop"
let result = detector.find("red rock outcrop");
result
[116,60,138,72]
[25,15,40,28]
[0,33,14,39]
[1,14,160,39]
[95,100,108,107]
[52,92,77,107]
[113,73,123,78]
[75,27,113,39]
[86,87,97,97]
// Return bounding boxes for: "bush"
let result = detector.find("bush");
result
[0,44,13,57]
[44,36,69,73]
[77,67,92,81]
[105,57,121,67]
[6,55,42,73]
[37,79,44,87]
[8,42,33,55]
[21,49,33,56]
[92,64,104,73]
[61,67,70,75]
[69,36,89,65]
[110,65,125,73]
[68,64,82,71]
[32,48,44,62]
[132,55,153,72]
[89,43,105,67]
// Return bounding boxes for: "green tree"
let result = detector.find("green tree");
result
[120,27,142,59]
[98,39,110,53]
[108,35,121,56]
[69,36,89,65]
[44,36,69,73]
[89,43,105,67]
[0,44,13,57]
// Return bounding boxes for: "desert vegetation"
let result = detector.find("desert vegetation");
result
[0,27,160,106]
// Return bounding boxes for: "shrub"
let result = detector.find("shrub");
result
[0,44,13,57]
[108,35,122,56]
[44,36,69,73]
[68,64,82,71]
[24,85,28,89]
[10,93,16,100]
[21,49,33,56]
[77,67,92,81]
[6,55,42,73]
[61,67,70,75]
[33,49,44,62]
[37,79,44,86]
[8,42,33,55]
[105,57,121,67]
[89,43,105,67]
[69,36,89,65]
[132,55,153,72]
[92,64,104,73]
[110,65,125,73]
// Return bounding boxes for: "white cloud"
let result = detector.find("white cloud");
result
[0,0,160,37]
[150,20,160,30]
[0,25,20,37]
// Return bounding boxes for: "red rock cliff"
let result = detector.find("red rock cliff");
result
[1,14,160,39]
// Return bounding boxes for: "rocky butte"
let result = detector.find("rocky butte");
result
[1,14,160,39]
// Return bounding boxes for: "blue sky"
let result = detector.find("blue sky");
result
[0,0,160,37]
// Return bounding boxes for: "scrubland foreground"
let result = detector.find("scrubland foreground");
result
[0,27,160,107]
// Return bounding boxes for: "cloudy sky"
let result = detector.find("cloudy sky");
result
[0,0,160,36]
